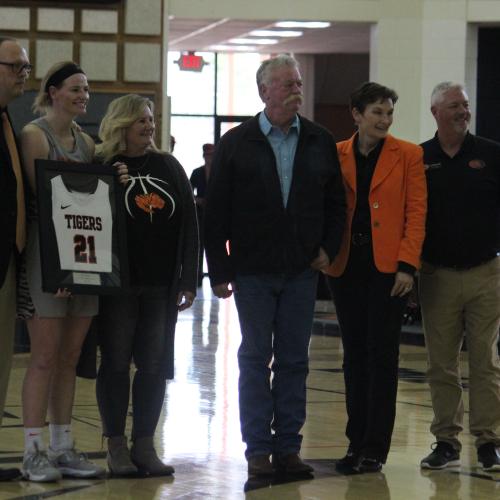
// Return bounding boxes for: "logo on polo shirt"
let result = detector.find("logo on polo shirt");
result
[468,159,486,169]
[424,162,442,171]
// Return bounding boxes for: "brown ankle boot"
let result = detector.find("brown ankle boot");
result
[106,436,138,476]
[130,437,174,476]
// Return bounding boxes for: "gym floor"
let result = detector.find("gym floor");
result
[0,281,497,499]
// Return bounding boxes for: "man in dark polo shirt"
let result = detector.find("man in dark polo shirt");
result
[0,36,30,481]
[419,81,500,472]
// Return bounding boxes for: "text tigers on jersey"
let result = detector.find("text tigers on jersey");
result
[64,214,103,231]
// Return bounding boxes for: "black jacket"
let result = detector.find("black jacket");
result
[190,165,208,200]
[0,108,20,286]
[204,113,346,285]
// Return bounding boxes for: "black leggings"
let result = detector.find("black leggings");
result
[96,293,169,440]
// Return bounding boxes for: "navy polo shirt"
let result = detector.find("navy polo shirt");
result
[421,132,500,268]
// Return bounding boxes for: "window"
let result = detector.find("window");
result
[167,51,266,174]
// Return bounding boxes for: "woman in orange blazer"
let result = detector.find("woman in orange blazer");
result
[323,82,427,473]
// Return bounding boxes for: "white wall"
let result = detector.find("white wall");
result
[165,0,500,143]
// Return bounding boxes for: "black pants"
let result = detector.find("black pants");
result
[328,244,407,462]
[197,208,204,285]
[96,293,168,440]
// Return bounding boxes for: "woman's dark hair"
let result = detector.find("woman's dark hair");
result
[350,82,398,113]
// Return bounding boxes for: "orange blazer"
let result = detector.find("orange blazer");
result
[324,133,427,277]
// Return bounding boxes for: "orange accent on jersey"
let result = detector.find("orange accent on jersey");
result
[135,192,165,214]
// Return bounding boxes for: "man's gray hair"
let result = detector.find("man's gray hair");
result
[256,54,299,88]
[431,81,466,106]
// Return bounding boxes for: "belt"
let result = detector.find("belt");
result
[351,232,371,247]
[431,255,497,271]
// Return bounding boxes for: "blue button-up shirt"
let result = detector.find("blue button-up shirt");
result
[259,111,300,207]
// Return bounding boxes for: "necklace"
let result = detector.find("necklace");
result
[124,152,151,172]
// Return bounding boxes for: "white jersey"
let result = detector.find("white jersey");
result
[51,175,113,273]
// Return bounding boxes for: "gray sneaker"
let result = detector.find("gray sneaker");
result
[48,446,105,478]
[22,446,62,482]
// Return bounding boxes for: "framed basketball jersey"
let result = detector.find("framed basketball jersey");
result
[35,159,129,294]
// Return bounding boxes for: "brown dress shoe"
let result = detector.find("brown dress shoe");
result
[273,453,314,475]
[247,455,273,476]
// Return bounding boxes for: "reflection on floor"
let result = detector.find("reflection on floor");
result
[0,280,498,499]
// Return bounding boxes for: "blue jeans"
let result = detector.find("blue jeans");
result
[233,269,318,458]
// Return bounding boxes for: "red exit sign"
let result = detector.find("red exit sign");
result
[175,53,206,72]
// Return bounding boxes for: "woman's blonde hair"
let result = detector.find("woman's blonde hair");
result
[96,94,158,163]
[32,61,84,114]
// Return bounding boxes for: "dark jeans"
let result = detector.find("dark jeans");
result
[328,244,407,462]
[233,268,318,458]
[96,292,168,440]
[197,208,204,284]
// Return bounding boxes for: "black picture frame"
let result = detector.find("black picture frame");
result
[35,159,129,295]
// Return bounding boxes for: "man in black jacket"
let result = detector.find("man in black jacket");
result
[205,54,345,477]
[190,143,214,286]
[0,36,29,481]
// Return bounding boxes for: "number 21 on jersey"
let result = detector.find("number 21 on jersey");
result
[74,234,97,264]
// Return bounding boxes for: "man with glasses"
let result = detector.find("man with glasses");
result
[0,36,30,481]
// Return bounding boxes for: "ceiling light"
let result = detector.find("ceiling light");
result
[209,45,259,52]
[274,21,331,29]
[250,30,303,37]
[229,38,278,45]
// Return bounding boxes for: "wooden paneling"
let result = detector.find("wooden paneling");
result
[315,103,355,142]
[0,0,164,139]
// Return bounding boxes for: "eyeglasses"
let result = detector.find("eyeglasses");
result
[0,61,33,75]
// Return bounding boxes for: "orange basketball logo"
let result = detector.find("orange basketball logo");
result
[135,192,165,214]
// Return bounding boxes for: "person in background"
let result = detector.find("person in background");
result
[95,94,198,477]
[190,143,214,286]
[419,82,500,472]
[324,82,427,474]
[18,61,105,482]
[204,54,345,477]
[0,35,30,482]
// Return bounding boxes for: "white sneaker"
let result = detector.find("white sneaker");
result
[22,445,62,482]
[48,446,105,478]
